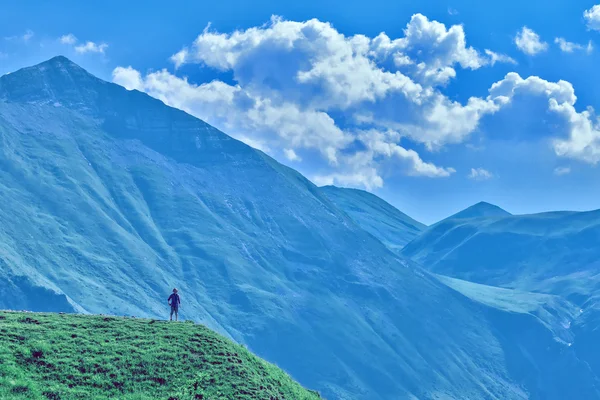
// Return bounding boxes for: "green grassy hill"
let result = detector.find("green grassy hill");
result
[0,311,321,400]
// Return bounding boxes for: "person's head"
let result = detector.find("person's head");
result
[173,288,178,293]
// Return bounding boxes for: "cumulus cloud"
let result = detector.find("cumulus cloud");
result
[368,14,514,86]
[488,72,576,105]
[552,102,600,164]
[554,37,593,54]
[487,72,600,164]
[112,15,599,189]
[515,27,548,55]
[468,168,493,180]
[584,5,600,31]
[112,66,143,91]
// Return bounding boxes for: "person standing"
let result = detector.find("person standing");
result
[168,288,181,321]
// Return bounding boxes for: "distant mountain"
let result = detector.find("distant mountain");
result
[402,208,600,389]
[402,209,600,292]
[440,201,511,222]
[1,57,600,399]
[320,186,426,250]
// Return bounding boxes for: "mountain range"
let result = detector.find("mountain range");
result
[1,56,599,399]
[331,185,600,397]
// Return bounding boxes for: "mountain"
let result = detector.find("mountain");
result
[440,201,511,222]
[1,57,600,399]
[402,209,600,292]
[401,208,600,390]
[317,186,600,398]
[320,186,426,250]
[0,311,321,399]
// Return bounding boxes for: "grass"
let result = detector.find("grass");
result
[0,311,321,400]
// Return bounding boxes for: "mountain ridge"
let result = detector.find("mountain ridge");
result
[320,185,426,250]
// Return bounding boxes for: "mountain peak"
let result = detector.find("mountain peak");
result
[0,55,101,106]
[443,201,511,222]
[37,55,84,70]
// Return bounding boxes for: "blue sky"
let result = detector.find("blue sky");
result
[2,0,600,224]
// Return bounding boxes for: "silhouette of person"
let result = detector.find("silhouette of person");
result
[168,288,181,321]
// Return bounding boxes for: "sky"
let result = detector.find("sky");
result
[1,0,600,224]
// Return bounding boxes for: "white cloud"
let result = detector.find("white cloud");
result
[554,166,571,175]
[487,72,600,165]
[284,149,302,162]
[170,49,188,69]
[584,5,600,31]
[484,49,517,65]
[75,41,108,54]
[369,13,485,86]
[554,37,593,54]
[112,66,143,91]
[59,34,108,55]
[515,27,548,55]
[60,34,78,45]
[488,72,576,105]
[551,101,600,164]
[468,168,493,180]
[368,14,514,87]
[115,14,507,187]
[112,15,599,189]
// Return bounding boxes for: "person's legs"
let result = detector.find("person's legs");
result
[174,307,178,321]
[170,307,174,321]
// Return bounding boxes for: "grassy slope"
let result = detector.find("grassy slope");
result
[0,311,321,400]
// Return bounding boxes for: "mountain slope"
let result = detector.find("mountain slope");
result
[440,201,511,223]
[1,57,599,399]
[316,187,600,397]
[402,209,600,392]
[402,209,600,293]
[320,186,426,250]
[0,311,321,400]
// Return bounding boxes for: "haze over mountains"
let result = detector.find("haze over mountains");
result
[1,57,600,399]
